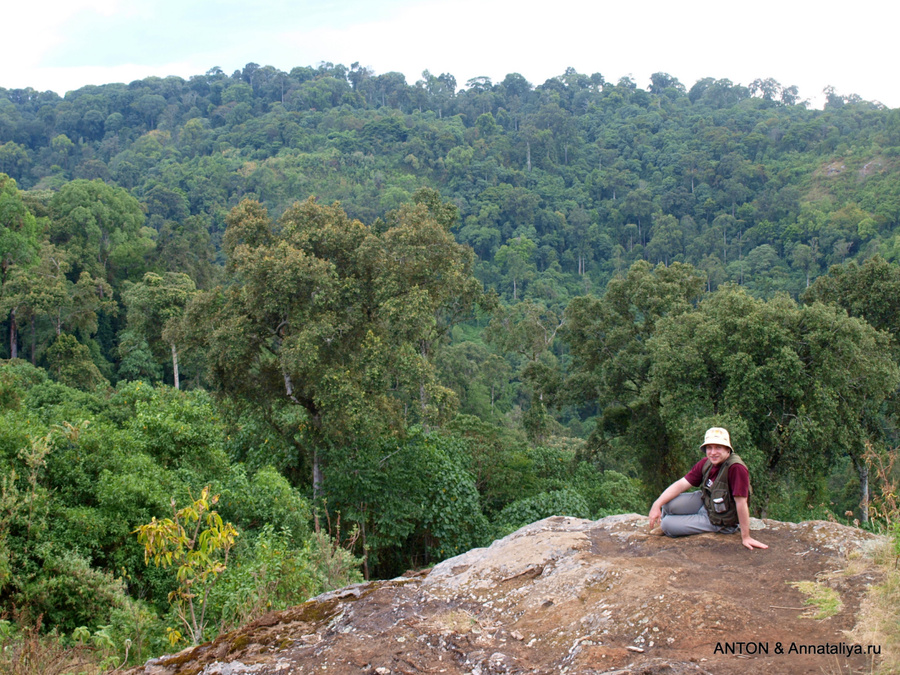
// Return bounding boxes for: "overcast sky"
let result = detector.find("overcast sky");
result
[6,0,897,109]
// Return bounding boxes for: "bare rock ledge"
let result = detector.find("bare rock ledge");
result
[126,514,885,675]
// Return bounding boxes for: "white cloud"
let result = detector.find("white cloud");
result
[4,0,897,107]
[7,0,126,91]
[15,62,204,95]
[268,0,896,107]
[11,1,122,59]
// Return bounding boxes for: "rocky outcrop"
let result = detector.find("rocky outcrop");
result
[127,514,885,675]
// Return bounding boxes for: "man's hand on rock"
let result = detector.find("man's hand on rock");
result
[742,536,768,551]
[648,504,662,529]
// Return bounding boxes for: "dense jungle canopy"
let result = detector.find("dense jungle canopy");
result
[2,62,900,666]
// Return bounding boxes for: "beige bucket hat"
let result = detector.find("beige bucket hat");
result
[700,427,733,452]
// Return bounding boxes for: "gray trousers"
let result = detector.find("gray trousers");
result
[660,491,737,537]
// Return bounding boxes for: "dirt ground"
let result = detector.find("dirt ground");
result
[129,516,886,675]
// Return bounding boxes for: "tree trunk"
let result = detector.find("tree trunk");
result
[855,456,869,523]
[360,521,369,581]
[171,343,180,390]
[526,141,531,172]
[420,340,431,429]
[9,309,17,360]
[313,449,323,498]
[31,315,36,365]
[420,381,428,429]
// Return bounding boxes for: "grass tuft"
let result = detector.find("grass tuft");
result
[789,580,843,620]
[846,542,900,674]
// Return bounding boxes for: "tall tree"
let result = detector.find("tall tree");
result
[645,213,683,266]
[494,236,537,300]
[48,179,152,293]
[122,272,197,389]
[485,299,565,444]
[650,286,899,517]
[561,261,705,486]
[0,174,40,359]
[802,256,900,347]
[7,242,114,365]
[802,255,900,518]
[182,192,487,492]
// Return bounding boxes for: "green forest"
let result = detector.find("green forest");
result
[3,62,900,668]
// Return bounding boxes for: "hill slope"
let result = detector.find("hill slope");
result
[127,514,884,674]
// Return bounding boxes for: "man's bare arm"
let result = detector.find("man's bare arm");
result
[648,477,692,528]
[735,496,767,550]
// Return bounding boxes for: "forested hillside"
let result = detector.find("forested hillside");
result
[4,64,900,298]
[3,63,900,669]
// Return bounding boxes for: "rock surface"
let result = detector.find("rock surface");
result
[126,514,886,675]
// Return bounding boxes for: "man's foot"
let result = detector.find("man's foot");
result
[649,526,665,536]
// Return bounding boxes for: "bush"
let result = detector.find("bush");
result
[210,526,362,632]
[217,465,311,542]
[105,596,167,667]
[528,444,577,488]
[443,415,536,517]
[221,406,303,479]
[595,470,647,515]
[0,360,47,411]
[0,622,108,675]
[17,547,129,633]
[124,387,229,473]
[24,380,107,423]
[494,488,592,537]
[323,429,489,577]
[569,464,647,517]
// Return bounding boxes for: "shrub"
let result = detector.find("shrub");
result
[216,465,311,542]
[323,429,489,577]
[569,465,647,517]
[134,487,238,646]
[0,622,107,675]
[17,547,129,633]
[210,525,362,632]
[494,488,592,537]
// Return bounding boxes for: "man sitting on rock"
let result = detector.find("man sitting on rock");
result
[648,427,768,551]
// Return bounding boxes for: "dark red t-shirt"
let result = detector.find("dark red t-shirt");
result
[684,457,750,498]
